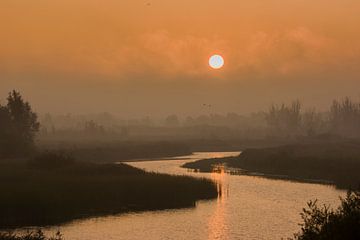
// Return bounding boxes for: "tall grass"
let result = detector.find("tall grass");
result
[0,153,217,228]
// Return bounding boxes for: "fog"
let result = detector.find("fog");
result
[2,2,360,238]
[1,0,360,117]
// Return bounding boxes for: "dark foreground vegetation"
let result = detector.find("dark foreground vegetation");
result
[0,230,62,240]
[0,152,217,228]
[0,91,217,229]
[1,191,358,240]
[183,141,360,189]
[2,91,360,238]
[291,190,360,240]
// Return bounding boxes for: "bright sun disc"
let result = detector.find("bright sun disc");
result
[209,54,224,69]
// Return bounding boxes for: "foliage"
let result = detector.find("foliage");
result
[265,97,360,138]
[0,90,40,157]
[266,100,302,137]
[0,230,62,240]
[292,190,360,240]
[330,97,360,137]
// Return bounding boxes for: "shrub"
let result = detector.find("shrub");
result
[292,190,360,240]
[0,230,62,240]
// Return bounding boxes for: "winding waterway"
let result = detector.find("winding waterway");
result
[43,152,344,240]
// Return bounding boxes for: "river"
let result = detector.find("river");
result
[42,152,344,240]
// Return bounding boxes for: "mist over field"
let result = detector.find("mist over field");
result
[1,1,360,239]
[1,0,360,117]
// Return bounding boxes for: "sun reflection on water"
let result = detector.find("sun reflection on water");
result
[36,152,343,240]
[207,165,230,240]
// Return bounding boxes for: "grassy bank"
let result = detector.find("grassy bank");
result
[183,141,360,189]
[0,156,217,228]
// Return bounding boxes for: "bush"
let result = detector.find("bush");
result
[0,230,62,240]
[292,190,360,240]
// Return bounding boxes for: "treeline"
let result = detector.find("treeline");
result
[266,98,360,138]
[0,91,193,161]
[39,112,265,130]
[38,112,266,141]
[2,90,360,158]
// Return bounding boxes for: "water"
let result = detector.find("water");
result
[41,152,344,240]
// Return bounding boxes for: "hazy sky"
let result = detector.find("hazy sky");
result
[1,0,360,117]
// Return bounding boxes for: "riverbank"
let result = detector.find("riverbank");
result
[183,141,360,189]
[0,156,218,229]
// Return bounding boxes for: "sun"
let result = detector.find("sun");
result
[209,54,224,69]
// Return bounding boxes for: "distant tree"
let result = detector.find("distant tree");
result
[40,113,53,135]
[184,116,195,126]
[292,190,360,240]
[0,105,13,153]
[140,116,153,126]
[84,120,105,135]
[120,127,129,138]
[165,114,179,127]
[0,90,40,157]
[265,100,302,137]
[302,108,324,137]
[330,97,360,137]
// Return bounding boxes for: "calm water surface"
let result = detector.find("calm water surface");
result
[42,152,344,240]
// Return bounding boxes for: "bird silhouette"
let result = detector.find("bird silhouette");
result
[202,104,212,108]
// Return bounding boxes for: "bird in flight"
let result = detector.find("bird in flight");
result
[203,104,212,108]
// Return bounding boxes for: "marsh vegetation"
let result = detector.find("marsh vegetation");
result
[0,152,217,228]
[0,91,218,229]
[183,98,360,190]
[0,230,62,240]
[1,90,360,238]
[183,141,360,189]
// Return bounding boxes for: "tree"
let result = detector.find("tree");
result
[302,108,323,137]
[0,90,40,157]
[329,97,360,137]
[0,105,13,153]
[265,100,302,137]
[84,120,105,135]
[165,114,179,127]
[292,190,360,240]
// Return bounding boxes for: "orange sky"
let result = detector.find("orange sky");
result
[1,0,360,116]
